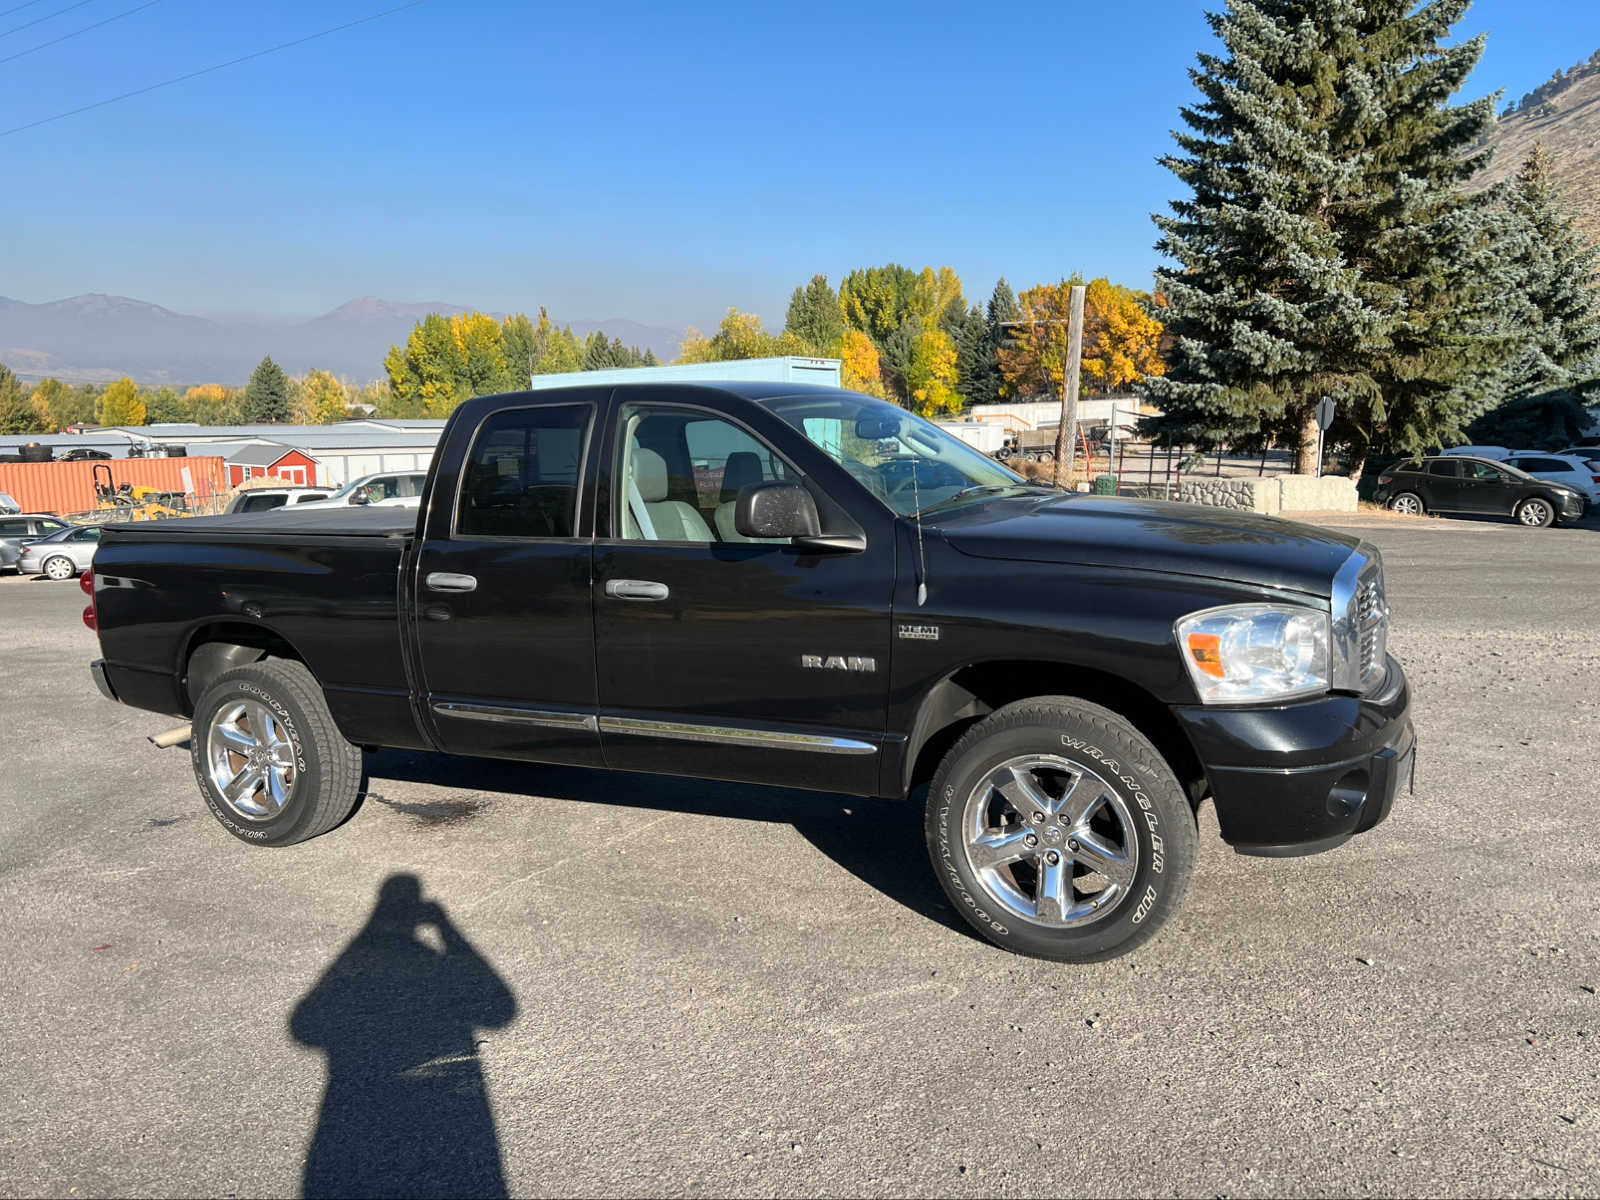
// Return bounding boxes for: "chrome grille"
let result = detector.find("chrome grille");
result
[1354,562,1387,685]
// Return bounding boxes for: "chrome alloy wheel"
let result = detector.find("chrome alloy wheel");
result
[43,555,74,580]
[961,755,1138,928]
[1518,498,1552,526]
[205,700,298,819]
[1390,494,1422,516]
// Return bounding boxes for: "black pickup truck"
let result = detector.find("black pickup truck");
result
[87,382,1413,961]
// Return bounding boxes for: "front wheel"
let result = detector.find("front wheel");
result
[43,555,76,580]
[925,697,1197,962]
[1388,492,1425,516]
[190,658,364,846]
[1515,497,1555,528]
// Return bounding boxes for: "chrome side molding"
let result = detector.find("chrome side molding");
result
[431,703,598,731]
[598,715,878,756]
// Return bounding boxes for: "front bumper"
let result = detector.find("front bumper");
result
[1172,656,1413,856]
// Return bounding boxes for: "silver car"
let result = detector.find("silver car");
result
[18,524,101,580]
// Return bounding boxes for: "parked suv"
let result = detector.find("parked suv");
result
[290,472,427,509]
[0,513,71,572]
[224,487,334,515]
[1502,453,1600,509]
[1375,456,1585,527]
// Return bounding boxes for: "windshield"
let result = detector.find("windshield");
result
[758,393,1033,516]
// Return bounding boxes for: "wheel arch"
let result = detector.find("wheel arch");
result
[179,621,318,713]
[900,659,1208,805]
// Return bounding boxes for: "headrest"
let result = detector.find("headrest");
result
[720,451,764,502]
[633,447,669,503]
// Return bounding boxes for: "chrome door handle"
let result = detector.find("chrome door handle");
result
[425,572,477,593]
[605,579,669,601]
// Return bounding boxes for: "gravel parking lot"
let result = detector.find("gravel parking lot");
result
[2,514,1598,1198]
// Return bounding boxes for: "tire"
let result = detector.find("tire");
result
[1515,497,1555,528]
[1388,492,1425,516]
[43,555,76,580]
[190,658,363,846]
[925,696,1197,962]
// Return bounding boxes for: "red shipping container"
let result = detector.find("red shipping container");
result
[0,457,228,517]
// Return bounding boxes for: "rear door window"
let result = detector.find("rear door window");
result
[457,404,592,538]
[1427,460,1459,477]
[239,494,289,512]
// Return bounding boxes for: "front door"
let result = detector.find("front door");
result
[1457,459,1514,514]
[414,399,603,766]
[592,393,894,796]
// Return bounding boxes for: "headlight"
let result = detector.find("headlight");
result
[1175,603,1330,704]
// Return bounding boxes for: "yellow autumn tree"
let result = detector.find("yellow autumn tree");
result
[1080,279,1166,392]
[840,329,885,396]
[907,328,960,417]
[97,376,146,427]
[185,383,234,425]
[301,369,351,424]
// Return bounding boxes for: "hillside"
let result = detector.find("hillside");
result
[1473,57,1600,242]
[0,295,684,386]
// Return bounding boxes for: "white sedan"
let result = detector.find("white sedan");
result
[1502,452,1600,508]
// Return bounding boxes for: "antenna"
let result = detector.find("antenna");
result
[909,463,929,607]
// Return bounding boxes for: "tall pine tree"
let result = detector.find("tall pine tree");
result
[1468,143,1600,447]
[244,356,292,423]
[1146,0,1509,474]
[784,274,846,353]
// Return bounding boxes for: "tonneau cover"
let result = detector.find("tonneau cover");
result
[106,507,417,538]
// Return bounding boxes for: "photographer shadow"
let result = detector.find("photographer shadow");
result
[291,874,516,1199]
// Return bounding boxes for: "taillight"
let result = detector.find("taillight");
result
[81,568,97,631]
[1378,474,1392,485]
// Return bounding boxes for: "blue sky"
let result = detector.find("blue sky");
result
[2,0,1596,332]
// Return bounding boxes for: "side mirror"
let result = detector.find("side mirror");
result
[735,481,820,539]
[734,482,866,552]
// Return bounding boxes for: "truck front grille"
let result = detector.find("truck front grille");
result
[1355,566,1387,686]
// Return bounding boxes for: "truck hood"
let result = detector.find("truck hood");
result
[934,492,1360,597]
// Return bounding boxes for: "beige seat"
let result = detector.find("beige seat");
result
[714,451,768,542]
[624,447,714,542]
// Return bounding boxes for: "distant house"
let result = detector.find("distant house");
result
[224,443,320,488]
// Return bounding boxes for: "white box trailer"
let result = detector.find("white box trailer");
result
[935,421,1008,455]
[523,355,841,391]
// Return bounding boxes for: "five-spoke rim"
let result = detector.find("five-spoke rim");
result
[1519,499,1550,526]
[206,700,297,820]
[961,754,1139,929]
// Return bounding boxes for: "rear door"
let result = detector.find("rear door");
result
[1423,459,1463,509]
[412,396,604,766]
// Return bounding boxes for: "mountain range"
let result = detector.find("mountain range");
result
[0,294,684,387]
[1474,56,1600,243]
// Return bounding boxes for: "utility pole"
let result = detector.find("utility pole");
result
[1053,284,1086,487]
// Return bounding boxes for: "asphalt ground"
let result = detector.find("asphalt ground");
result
[1,509,1597,1198]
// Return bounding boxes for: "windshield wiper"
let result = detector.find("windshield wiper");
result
[914,483,1036,517]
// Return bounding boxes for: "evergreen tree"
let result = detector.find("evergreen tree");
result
[953,304,990,407]
[1145,0,1508,474]
[784,274,845,353]
[1467,143,1600,447]
[244,355,292,423]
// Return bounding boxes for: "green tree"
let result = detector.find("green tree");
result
[244,355,292,423]
[907,328,961,417]
[678,309,781,363]
[143,386,187,423]
[97,376,146,427]
[1144,0,1507,475]
[1468,143,1600,447]
[0,364,46,434]
[840,265,919,343]
[784,274,845,353]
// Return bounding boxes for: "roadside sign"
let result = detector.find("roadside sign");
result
[1316,396,1336,430]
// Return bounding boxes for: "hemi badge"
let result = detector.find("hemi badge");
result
[898,624,940,641]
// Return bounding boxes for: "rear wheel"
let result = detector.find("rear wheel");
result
[1515,497,1555,528]
[43,555,76,580]
[1388,492,1425,516]
[190,659,363,846]
[925,697,1197,962]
